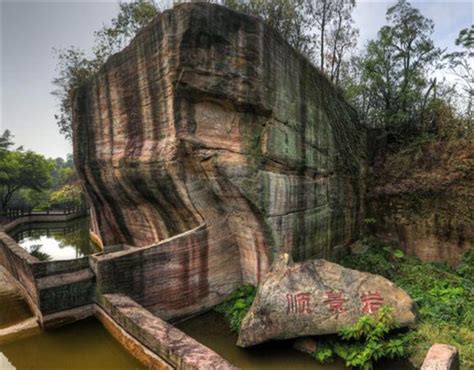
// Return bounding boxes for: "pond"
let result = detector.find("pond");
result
[10,217,98,261]
[177,310,415,370]
[0,318,145,370]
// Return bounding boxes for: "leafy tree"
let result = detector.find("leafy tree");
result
[324,0,358,84]
[444,26,474,118]
[93,0,159,64]
[52,0,160,139]
[349,0,441,145]
[224,0,358,80]
[0,150,54,210]
[49,184,85,209]
[224,0,314,57]
[0,130,14,151]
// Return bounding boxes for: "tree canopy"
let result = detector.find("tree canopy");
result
[0,139,54,210]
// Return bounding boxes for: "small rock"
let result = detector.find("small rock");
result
[421,344,460,370]
[293,337,318,355]
[237,253,416,347]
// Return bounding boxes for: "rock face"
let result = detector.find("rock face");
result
[237,254,416,347]
[73,3,365,315]
[369,138,473,265]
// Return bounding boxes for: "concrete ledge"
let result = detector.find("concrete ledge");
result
[95,305,173,370]
[41,304,94,329]
[97,293,237,370]
[421,344,460,370]
[0,317,41,345]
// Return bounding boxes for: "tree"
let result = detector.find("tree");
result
[444,26,474,118]
[224,0,358,82]
[0,150,54,210]
[324,0,358,84]
[93,0,159,64]
[52,0,160,139]
[352,0,441,144]
[0,130,14,151]
[224,0,314,57]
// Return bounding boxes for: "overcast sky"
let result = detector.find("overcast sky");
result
[1,0,473,159]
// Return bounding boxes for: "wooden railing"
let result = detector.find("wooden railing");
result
[1,207,88,223]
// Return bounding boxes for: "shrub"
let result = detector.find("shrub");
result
[340,238,474,368]
[214,284,256,332]
[313,306,409,370]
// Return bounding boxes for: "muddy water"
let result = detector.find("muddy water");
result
[0,318,145,370]
[11,217,97,261]
[177,310,346,369]
[177,311,415,370]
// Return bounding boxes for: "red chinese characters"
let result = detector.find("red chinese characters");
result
[324,290,347,313]
[286,293,312,314]
[360,291,384,314]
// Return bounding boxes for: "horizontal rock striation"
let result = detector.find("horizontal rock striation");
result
[73,3,365,316]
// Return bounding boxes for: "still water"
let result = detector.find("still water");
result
[177,310,415,370]
[11,217,97,261]
[0,318,145,370]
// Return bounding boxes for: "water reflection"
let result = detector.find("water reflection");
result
[11,217,98,261]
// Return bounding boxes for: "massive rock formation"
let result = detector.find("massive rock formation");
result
[73,3,365,316]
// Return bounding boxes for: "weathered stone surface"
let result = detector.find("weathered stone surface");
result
[369,138,473,265]
[97,293,237,370]
[421,344,460,370]
[238,253,416,347]
[0,317,41,346]
[95,305,173,370]
[73,3,365,317]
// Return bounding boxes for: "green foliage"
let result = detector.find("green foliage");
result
[313,342,334,363]
[340,238,474,368]
[347,0,442,146]
[49,184,85,209]
[214,284,256,332]
[0,149,54,210]
[457,250,474,281]
[313,306,409,369]
[0,130,14,151]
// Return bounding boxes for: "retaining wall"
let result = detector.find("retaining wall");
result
[91,223,241,320]
[0,230,95,327]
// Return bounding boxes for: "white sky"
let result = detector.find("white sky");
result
[1,0,473,159]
